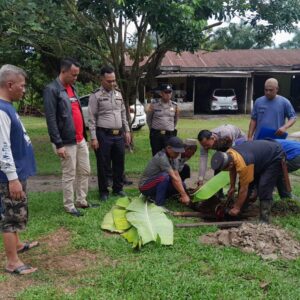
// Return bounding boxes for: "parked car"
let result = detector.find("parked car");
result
[79,95,146,130]
[209,88,238,112]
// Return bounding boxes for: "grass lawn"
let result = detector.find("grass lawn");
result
[1,115,300,299]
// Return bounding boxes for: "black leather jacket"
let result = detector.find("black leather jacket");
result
[43,78,87,148]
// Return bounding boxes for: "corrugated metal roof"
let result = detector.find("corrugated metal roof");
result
[126,49,300,71]
[160,50,300,70]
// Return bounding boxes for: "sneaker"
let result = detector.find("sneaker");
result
[67,208,83,217]
[112,190,126,197]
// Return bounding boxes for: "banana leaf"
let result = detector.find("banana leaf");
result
[121,227,142,249]
[192,171,230,202]
[112,207,131,231]
[126,198,173,245]
[116,197,131,208]
[101,211,124,233]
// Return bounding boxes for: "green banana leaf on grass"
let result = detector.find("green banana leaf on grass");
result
[192,171,230,202]
[101,196,173,248]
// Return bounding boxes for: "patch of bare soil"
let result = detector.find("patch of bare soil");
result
[0,228,118,299]
[200,223,300,260]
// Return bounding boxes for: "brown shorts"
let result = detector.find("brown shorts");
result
[0,181,28,233]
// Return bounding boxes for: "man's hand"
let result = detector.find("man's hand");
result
[227,186,235,199]
[125,132,131,145]
[180,193,190,205]
[275,126,287,136]
[9,179,25,200]
[229,206,240,216]
[56,147,67,159]
[90,139,99,150]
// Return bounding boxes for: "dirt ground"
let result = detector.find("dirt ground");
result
[200,222,300,260]
[0,228,117,299]
[27,172,203,193]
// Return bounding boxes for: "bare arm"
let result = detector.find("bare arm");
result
[229,184,249,216]
[146,104,154,128]
[248,119,257,141]
[168,169,190,204]
[276,118,296,136]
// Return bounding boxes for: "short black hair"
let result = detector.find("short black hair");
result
[197,130,212,142]
[100,65,115,76]
[60,58,80,72]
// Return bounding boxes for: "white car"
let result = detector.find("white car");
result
[210,89,238,112]
[79,95,146,130]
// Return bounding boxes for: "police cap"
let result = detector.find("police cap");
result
[160,84,173,92]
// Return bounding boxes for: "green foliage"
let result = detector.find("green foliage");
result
[101,197,173,248]
[207,22,275,50]
[279,29,300,49]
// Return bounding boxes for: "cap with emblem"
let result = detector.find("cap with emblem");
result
[160,84,173,92]
[211,151,231,171]
[166,136,185,153]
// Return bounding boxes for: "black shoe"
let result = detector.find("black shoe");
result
[124,179,133,186]
[76,203,100,209]
[113,190,127,197]
[67,208,83,217]
[100,193,109,201]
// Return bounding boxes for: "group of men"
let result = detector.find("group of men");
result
[139,77,300,226]
[0,58,299,276]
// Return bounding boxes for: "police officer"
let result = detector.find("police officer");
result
[88,66,131,201]
[147,84,179,156]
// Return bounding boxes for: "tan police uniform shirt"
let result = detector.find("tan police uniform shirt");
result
[88,86,130,139]
[146,99,178,131]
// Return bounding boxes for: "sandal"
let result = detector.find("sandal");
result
[5,264,37,275]
[17,241,39,253]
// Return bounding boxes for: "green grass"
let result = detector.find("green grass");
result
[4,115,300,299]
[22,114,300,176]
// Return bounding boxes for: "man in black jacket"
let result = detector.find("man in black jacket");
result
[43,58,90,216]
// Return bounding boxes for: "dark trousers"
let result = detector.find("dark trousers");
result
[95,128,125,195]
[150,129,176,156]
[257,159,283,204]
[179,164,190,182]
[277,155,300,198]
[139,172,178,206]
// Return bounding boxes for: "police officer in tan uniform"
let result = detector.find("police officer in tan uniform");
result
[88,66,131,201]
[147,84,179,156]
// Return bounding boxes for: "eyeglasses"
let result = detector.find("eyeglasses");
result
[163,91,172,94]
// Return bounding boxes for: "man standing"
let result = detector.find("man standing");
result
[197,125,246,185]
[147,84,179,156]
[139,137,190,206]
[88,66,131,201]
[211,140,284,223]
[44,58,90,216]
[248,78,296,140]
[0,64,38,275]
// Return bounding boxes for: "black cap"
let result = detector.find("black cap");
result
[160,84,173,92]
[166,137,185,153]
[211,151,230,171]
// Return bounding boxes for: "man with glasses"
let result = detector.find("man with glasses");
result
[88,66,131,201]
[248,78,296,141]
[147,84,179,156]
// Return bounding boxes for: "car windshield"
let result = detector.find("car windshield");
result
[214,89,235,97]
